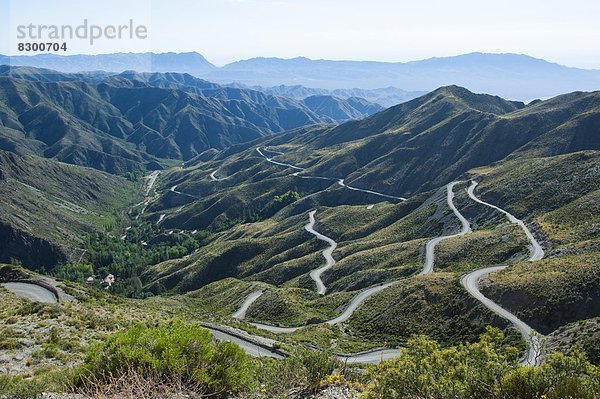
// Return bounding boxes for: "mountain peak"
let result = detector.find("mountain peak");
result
[424,85,525,114]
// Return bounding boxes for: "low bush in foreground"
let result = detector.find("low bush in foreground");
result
[362,327,599,399]
[73,321,253,398]
[1,324,598,398]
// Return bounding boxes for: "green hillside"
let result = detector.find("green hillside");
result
[1,84,598,397]
[0,150,136,269]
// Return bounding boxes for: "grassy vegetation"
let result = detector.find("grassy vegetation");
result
[185,278,267,317]
[538,188,600,252]
[0,151,138,270]
[481,252,600,334]
[363,327,599,399]
[73,322,253,397]
[471,151,600,218]
[245,288,355,326]
[347,273,502,346]
[2,321,597,399]
[434,224,529,274]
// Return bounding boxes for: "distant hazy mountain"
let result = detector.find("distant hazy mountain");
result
[0,66,382,173]
[3,51,600,101]
[211,53,600,100]
[301,95,383,121]
[230,84,425,107]
[0,52,217,75]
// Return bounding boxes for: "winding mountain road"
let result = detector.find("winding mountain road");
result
[1,282,58,303]
[337,179,406,201]
[256,147,304,170]
[461,180,545,366]
[207,323,400,363]
[204,325,284,359]
[461,266,541,366]
[466,181,544,262]
[420,181,472,275]
[305,210,337,295]
[326,282,396,324]
[232,290,264,319]
[338,348,403,364]
[210,170,225,181]
[207,146,547,365]
[245,282,398,334]
[170,184,201,199]
[256,147,405,201]
[144,170,160,195]
[239,182,469,335]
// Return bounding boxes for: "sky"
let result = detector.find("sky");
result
[1,0,600,68]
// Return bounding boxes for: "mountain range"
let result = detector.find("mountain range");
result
[0,66,382,173]
[230,84,426,108]
[3,52,600,100]
[129,84,598,361]
[0,68,598,394]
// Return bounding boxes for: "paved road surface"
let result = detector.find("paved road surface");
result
[461,266,541,366]
[206,327,284,359]
[256,147,404,201]
[326,282,396,324]
[339,348,402,364]
[256,147,304,170]
[144,170,160,195]
[305,210,337,295]
[420,181,472,275]
[1,282,58,303]
[337,179,406,201]
[462,180,545,366]
[170,184,201,199]
[467,181,544,261]
[210,170,225,181]
[247,281,397,333]
[232,290,264,319]
[208,324,399,363]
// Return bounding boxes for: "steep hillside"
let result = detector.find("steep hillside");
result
[256,87,598,196]
[0,151,136,269]
[0,67,385,172]
[126,87,600,364]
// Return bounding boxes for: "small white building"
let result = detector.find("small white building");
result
[101,274,115,289]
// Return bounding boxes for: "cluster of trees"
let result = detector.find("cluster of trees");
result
[53,223,210,297]
[52,191,299,296]
[213,190,302,231]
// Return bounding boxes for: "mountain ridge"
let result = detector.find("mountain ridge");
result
[0,66,384,173]
[2,52,600,100]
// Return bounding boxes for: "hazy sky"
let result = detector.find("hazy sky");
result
[2,0,599,68]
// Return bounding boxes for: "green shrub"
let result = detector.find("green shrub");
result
[0,340,21,350]
[361,328,599,399]
[0,369,71,399]
[297,348,338,393]
[53,262,94,283]
[254,348,339,396]
[73,322,253,397]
